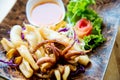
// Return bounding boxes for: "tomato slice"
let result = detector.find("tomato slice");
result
[74,18,92,38]
[78,18,88,28]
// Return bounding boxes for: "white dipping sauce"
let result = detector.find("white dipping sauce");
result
[30,2,63,26]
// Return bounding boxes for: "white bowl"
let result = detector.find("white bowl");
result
[26,0,65,27]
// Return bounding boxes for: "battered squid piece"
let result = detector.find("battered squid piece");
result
[40,63,53,72]
[35,48,46,59]
[1,38,14,51]
[37,57,55,66]
[39,27,71,46]
[10,25,27,47]
[19,58,33,78]
[77,55,90,66]
[17,45,39,70]
[6,48,18,60]
[23,24,43,51]
[54,70,61,80]
[62,65,70,80]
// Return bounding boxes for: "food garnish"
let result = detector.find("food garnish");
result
[66,0,105,50]
[74,18,92,38]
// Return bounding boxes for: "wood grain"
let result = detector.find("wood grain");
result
[114,27,120,74]
[104,27,120,80]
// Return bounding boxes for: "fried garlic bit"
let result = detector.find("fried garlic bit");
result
[50,21,67,31]
[6,48,17,60]
[14,56,22,65]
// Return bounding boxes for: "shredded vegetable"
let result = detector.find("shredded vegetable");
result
[70,65,85,76]
[58,28,69,32]
[0,58,18,67]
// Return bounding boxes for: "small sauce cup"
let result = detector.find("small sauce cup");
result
[26,0,65,27]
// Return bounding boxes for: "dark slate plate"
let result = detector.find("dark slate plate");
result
[0,0,120,80]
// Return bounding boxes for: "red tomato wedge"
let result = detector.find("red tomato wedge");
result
[74,18,92,38]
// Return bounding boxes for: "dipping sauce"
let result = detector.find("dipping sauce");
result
[30,2,63,26]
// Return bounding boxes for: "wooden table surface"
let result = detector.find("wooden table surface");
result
[104,27,120,80]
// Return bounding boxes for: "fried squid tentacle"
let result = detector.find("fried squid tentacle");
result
[62,40,76,55]
[37,57,55,66]
[64,50,85,59]
[33,39,66,53]
[50,43,63,60]
[33,40,56,53]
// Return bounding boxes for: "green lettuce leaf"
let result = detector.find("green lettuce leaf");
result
[66,0,95,24]
[84,34,106,50]
[66,0,105,50]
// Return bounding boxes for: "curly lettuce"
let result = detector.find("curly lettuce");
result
[66,0,95,24]
[84,34,105,50]
[66,0,105,50]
